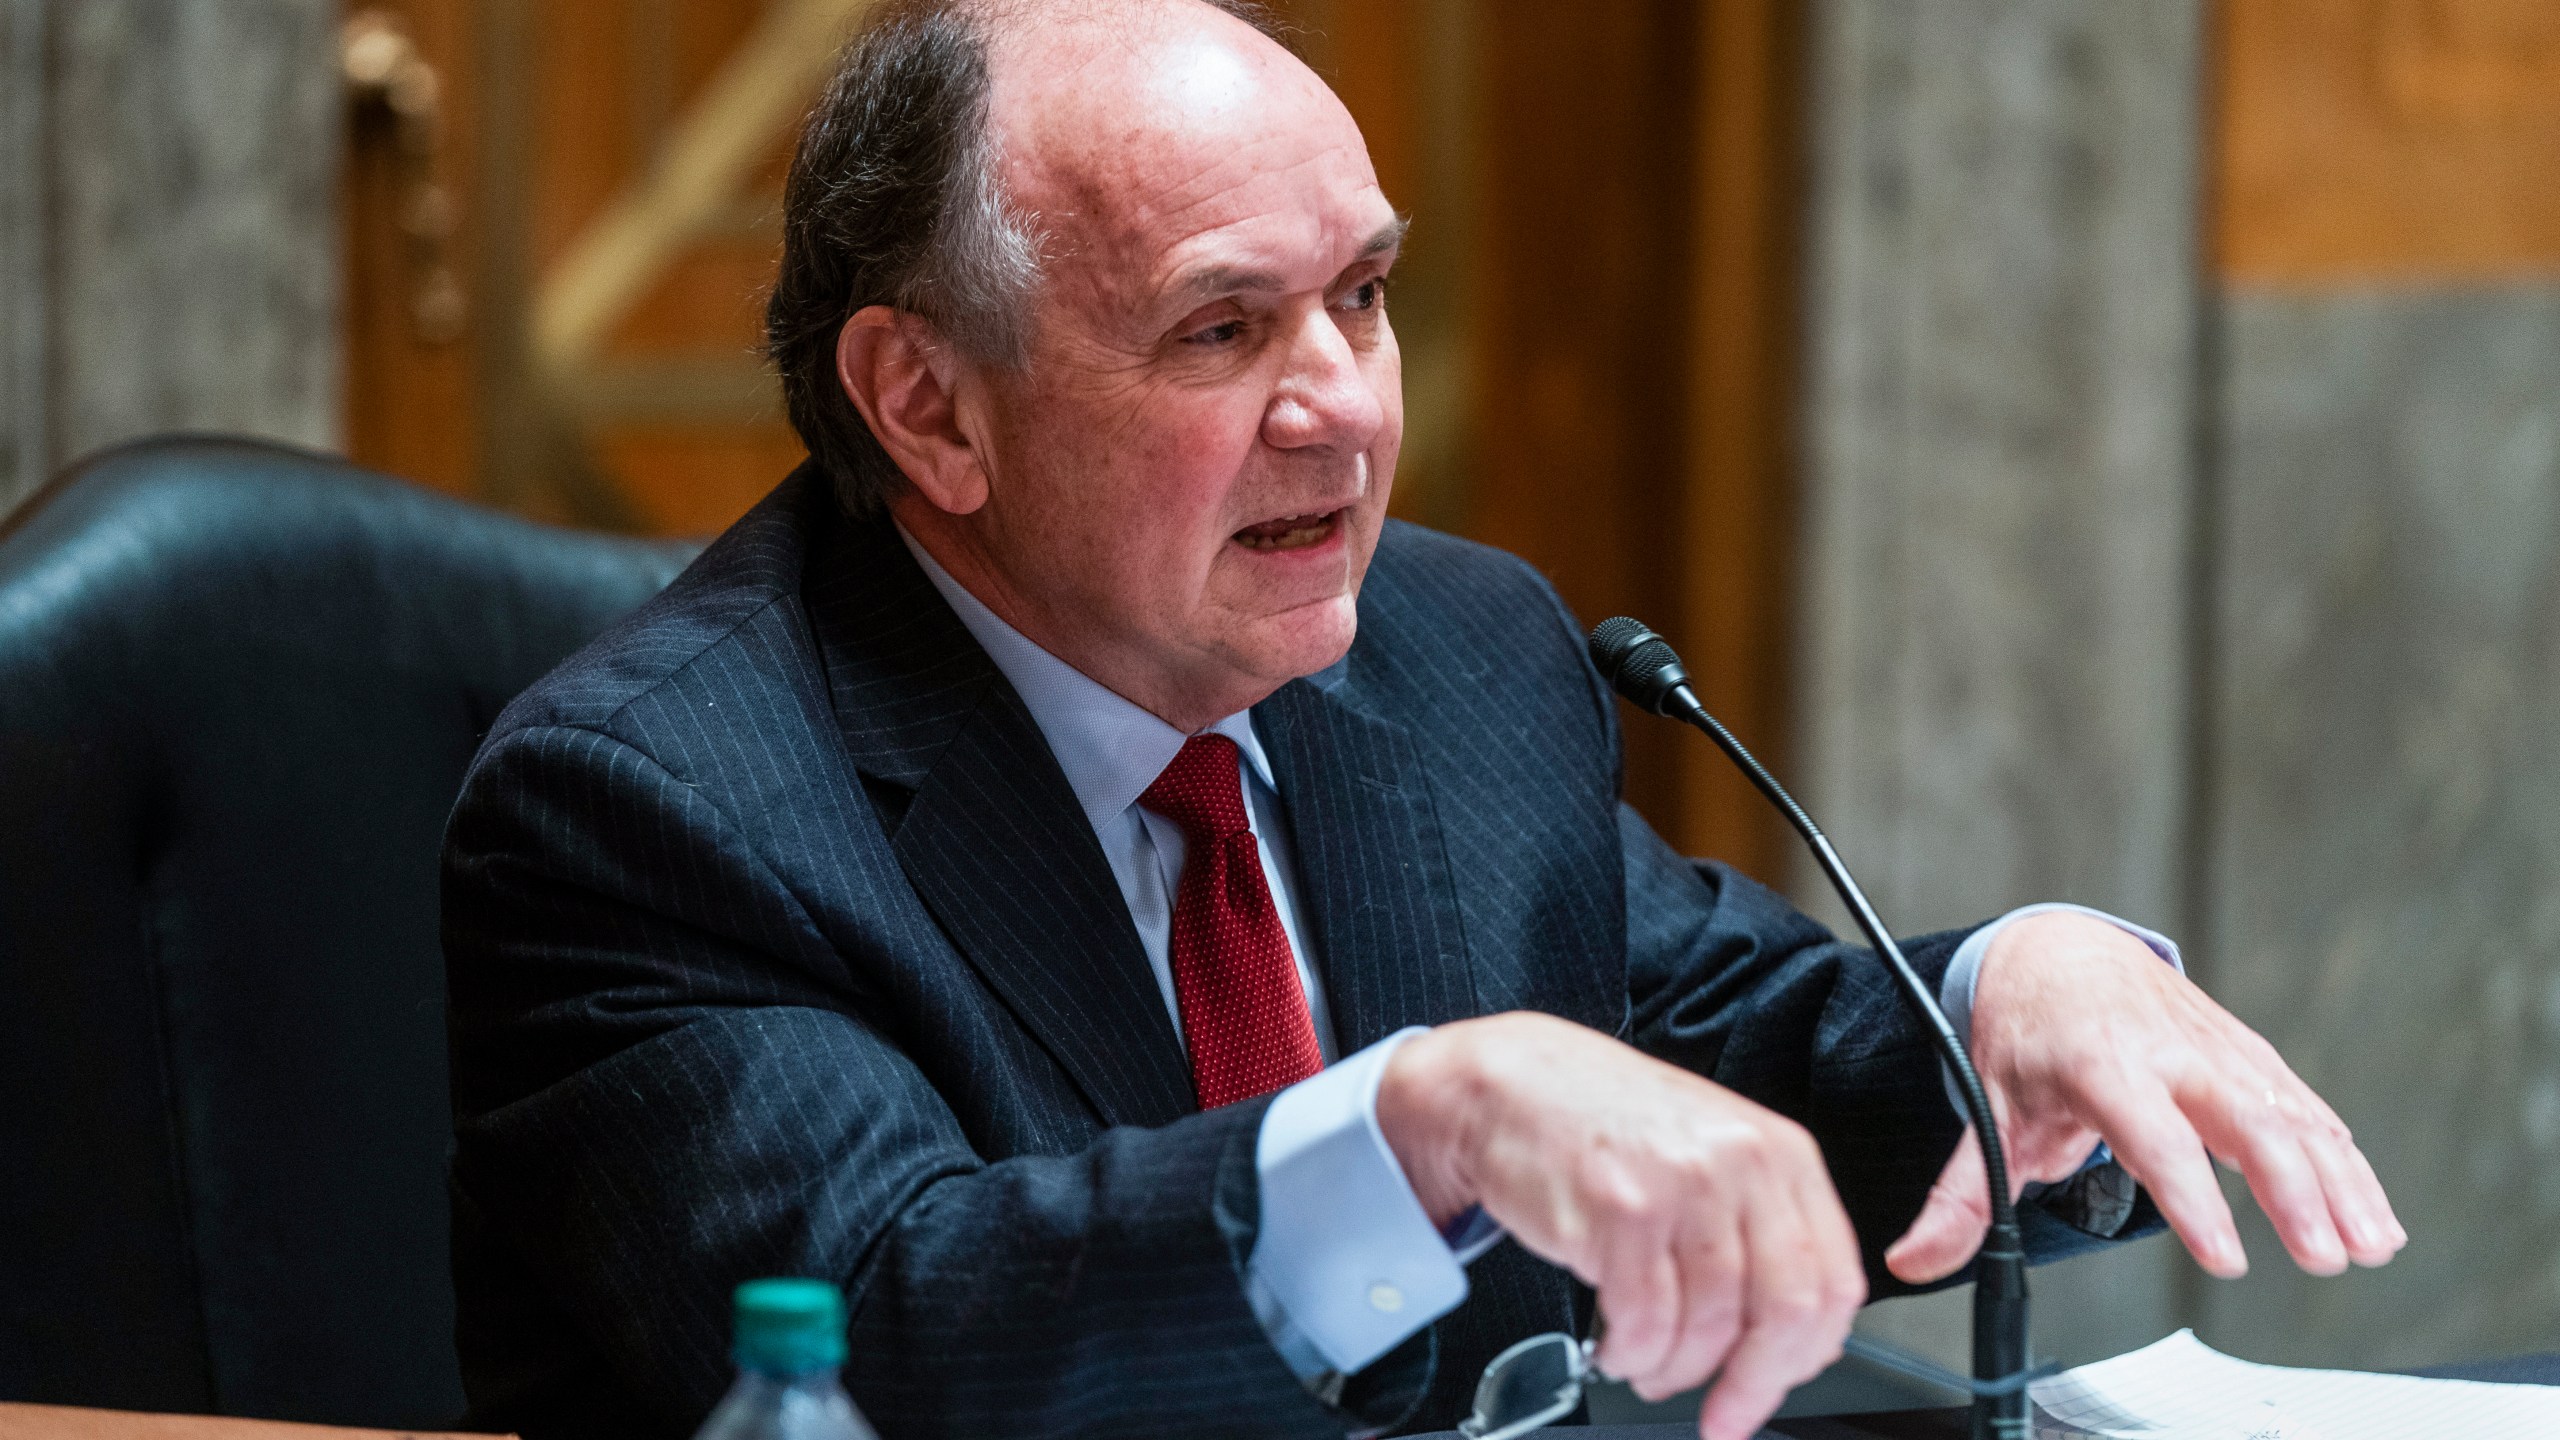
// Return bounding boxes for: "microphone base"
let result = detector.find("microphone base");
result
[1970,1226,2032,1440]
[1970,1396,2030,1440]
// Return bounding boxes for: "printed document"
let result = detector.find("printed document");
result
[2027,1329,2560,1439]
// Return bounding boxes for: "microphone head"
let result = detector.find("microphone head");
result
[1586,616,1694,716]
[1587,616,1656,678]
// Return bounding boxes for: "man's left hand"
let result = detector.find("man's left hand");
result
[1883,910,2406,1285]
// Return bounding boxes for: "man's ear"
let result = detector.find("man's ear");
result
[834,305,990,514]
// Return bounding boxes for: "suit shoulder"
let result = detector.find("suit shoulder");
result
[1368,519,1569,621]
[1364,519,1582,648]
[1349,520,1611,753]
[481,473,822,742]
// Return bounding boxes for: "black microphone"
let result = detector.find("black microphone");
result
[1588,617,2032,1440]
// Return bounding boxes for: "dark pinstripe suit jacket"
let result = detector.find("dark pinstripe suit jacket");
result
[442,466,2129,1440]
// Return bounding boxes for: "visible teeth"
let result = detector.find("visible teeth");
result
[1236,511,1336,552]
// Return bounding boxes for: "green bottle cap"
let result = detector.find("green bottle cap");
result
[732,1277,847,1375]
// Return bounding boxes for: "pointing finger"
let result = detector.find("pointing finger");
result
[1594,1215,1683,1386]
[1649,1203,1746,1401]
[1698,1192,1850,1440]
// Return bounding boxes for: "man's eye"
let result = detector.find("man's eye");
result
[1340,278,1387,311]
[1184,318,1247,346]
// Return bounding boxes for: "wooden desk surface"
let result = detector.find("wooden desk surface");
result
[0,1407,499,1440]
[18,1353,2554,1440]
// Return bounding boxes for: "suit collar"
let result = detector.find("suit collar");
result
[889,521,1281,833]
[797,491,1004,791]
[1254,667,1484,1053]
[804,503,1198,1127]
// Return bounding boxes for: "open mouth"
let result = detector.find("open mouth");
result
[1232,509,1342,553]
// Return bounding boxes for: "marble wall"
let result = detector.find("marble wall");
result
[1,0,46,511]
[0,0,340,517]
[1801,0,2560,1381]
[1798,0,2203,1369]
[2197,289,2560,1367]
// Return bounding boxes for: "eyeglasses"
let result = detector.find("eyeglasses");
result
[1457,1328,2045,1439]
[1457,1332,1596,1440]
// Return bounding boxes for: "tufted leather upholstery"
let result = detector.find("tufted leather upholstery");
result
[0,437,699,1427]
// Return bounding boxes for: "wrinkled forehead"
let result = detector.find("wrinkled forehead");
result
[985,3,1392,306]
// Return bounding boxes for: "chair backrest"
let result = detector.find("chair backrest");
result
[0,437,700,1427]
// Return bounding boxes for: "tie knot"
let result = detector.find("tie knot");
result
[1140,733,1252,842]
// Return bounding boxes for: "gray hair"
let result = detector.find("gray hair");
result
[764,0,1293,516]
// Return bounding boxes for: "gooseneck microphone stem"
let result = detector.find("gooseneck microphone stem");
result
[1587,618,2031,1440]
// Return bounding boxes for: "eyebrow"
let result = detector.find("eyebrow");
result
[1163,217,1411,309]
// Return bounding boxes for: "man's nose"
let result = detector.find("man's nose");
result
[1260,304,1387,453]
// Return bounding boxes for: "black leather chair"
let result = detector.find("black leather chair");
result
[0,437,699,1427]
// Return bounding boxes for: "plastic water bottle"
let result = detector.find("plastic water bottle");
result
[692,1278,881,1440]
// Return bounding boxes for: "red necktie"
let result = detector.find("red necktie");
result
[1140,734,1325,1109]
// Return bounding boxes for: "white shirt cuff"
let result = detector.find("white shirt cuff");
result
[1244,1027,1483,1381]
[1939,902,2185,1170]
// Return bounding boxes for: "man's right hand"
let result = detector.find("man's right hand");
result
[1376,1013,1866,1440]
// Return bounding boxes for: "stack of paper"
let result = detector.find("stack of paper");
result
[2027,1330,2560,1439]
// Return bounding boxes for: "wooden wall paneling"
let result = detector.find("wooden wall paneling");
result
[342,0,483,497]
[534,0,835,533]
[2218,0,2560,282]
[355,0,735,518]
[504,0,656,526]
[1272,0,1422,202]
[528,1,642,276]
[1681,0,1801,880]
[582,0,806,537]
[468,0,587,520]
[1466,0,1697,837]
[348,0,825,529]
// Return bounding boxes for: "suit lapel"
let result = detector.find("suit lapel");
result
[1255,673,1483,1054]
[804,511,1195,1129]
[890,687,1199,1128]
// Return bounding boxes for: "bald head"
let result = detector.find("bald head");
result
[980,0,1394,354]
[985,0,1352,212]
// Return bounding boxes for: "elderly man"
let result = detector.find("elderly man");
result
[441,2,2401,1438]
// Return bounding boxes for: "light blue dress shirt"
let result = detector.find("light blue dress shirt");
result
[893,526,2179,1386]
